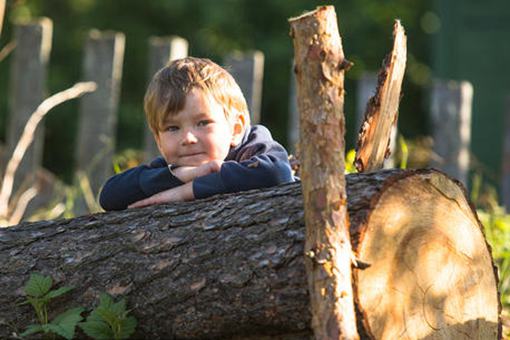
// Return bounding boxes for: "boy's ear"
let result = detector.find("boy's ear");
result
[231,113,246,146]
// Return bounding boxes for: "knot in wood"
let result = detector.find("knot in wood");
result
[305,246,332,266]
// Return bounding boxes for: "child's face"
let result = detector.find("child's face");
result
[154,88,245,167]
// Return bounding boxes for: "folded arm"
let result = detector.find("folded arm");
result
[126,161,223,209]
[99,158,221,211]
[193,153,293,199]
[192,126,295,199]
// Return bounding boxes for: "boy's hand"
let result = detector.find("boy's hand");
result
[128,182,194,208]
[171,160,223,183]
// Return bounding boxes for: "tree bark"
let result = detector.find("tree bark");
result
[289,6,358,340]
[0,169,500,339]
[355,20,406,173]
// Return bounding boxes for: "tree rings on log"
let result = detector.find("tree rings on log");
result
[353,170,500,339]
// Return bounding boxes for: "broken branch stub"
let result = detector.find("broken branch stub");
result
[355,20,407,173]
[0,0,4,38]
[289,6,358,340]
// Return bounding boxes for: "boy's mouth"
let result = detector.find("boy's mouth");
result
[177,153,209,167]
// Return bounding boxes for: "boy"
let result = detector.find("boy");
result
[99,57,294,211]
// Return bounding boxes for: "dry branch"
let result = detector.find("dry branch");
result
[0,169,500,339]
[0,0,5,38]
[289,6,358,339]
[355,20,407,172]
[0,40,16,63]
[6,187,37,226]
[0,82,97,224]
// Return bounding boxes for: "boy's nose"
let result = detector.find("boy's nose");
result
[181,131,198,145]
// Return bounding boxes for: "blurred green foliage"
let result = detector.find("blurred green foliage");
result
[477,193,510,337]
[0,0,433,182]
[481,208,510,308]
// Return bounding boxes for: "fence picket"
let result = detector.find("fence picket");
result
[143,36,188,161]
[430,79,473,185]
[355,73,378,138]
[75,30,125,214]
[287,61,298,154]
[223,51,264,124]
[4,18,52,193]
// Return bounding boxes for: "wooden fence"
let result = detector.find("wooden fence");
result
[2,17,507,218]
[4,18,52,194]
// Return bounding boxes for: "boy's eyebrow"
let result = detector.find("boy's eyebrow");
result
[187,111,213,120]
[162,111,211,125]
[162,116,179,126]
[194,112,211,118]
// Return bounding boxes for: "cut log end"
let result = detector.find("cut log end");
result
[354,170,500,339]
[288,5,332,23]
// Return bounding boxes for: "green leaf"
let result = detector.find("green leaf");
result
[79,319,114,340]
[52,306,84,325]
[20,324,44,337]
[46,286,74,299]
[119,315,137,339]
[41,324,52,333]
[83,293,137,339]
[95,306,118,326]
[49,307,84,339]
[95,293,119,325]
[98,293,114,308]
[86,309,104,322]
[24,273,52,298]
[45,324,71,340]
[110,298,127,316]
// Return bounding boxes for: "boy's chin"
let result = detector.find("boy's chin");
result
[174,155,216,167]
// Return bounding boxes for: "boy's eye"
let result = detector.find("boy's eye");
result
[197,120,213,127]
[165,125,179,132]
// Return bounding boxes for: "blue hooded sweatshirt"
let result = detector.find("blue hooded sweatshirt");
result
[99,125,294,211]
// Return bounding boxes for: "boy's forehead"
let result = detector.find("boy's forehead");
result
[187,87,217,104]
[162,94,226,122]
[186,89,224,112]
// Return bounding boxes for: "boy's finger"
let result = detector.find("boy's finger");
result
[128,198,152,208]
[129,191,170,208]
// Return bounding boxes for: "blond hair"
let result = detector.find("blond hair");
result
[144,57,250,133]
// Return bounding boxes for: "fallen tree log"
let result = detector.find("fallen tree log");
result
[0,169,500,339]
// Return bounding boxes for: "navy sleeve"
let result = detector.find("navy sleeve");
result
[192,125,294,199]
[99,157,184,211]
